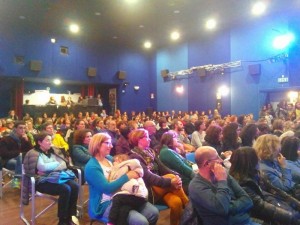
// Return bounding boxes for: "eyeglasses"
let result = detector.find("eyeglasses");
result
[103,141,112,146]
[202,156,222,167]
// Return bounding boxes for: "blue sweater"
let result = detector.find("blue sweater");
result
[85,157,129,219]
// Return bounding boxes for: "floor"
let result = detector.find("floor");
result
[0,184,170,225]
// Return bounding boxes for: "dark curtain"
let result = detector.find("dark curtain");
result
[88,84,95,97]
[14,79,24,119]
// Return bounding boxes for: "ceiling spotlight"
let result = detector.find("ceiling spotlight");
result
[144,41,152,49]
[252,1,267,16]
[205,19,217,30]
[272,33,295,50]
[170,31,180,40]
[125,0,138,4]
[53,79,61,85]
[69,24,79,33]
[95,12,101,16]
[51,38,56,43]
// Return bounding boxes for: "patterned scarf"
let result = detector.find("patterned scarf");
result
[131,146,156,171]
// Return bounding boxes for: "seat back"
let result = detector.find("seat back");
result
[20,164,58,225]
[186,152,196,163]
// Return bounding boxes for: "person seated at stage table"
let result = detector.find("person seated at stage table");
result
[66,96,75,107]
[46,96,57,105]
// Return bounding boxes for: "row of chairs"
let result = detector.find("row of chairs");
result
[0,161,15,198]
[1,159,171,225]
[19,165,88,225]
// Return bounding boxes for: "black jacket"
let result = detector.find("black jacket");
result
[239,177,300,225]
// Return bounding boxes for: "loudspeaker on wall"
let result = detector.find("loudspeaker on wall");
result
[87,67,97,77]
[30,60,42,72]
[161,69,169,78]
[248,64,261,76]
[198,68,207,77]
[117,71,126,80]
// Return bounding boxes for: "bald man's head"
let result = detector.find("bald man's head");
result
[195,146,219,167]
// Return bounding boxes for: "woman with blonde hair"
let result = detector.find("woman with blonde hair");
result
[128,129,188,225]
[254,134,295,193]
[84,133,159,224]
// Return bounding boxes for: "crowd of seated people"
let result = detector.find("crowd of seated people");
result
[3,104,300,224]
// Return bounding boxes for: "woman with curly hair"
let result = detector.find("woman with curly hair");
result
[202,124,223,155]
[230,146,300,225]
[239,123,259,147]
[254,134,296,194]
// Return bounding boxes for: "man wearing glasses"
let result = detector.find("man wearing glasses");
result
[189,146,258,225]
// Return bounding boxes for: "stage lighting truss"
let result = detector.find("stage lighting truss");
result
[166,60,242,80]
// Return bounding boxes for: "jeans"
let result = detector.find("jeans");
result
[5,154,22,178]
[103,201,159,225]
[36,179,79,219]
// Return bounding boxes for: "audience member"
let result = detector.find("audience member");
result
[189,146,256,225]
[144,120,159,150]
[23,132,79,225]
[105,119,120,156]
[71,129,93,183]
[128,129,188,225]
[239,123,259,147]
[0,120,33,188]
[190,120,206,149]
[159,131,195,193]
[84,133,159,224]
[254,134,299,197]
[230,146,300,225]
[281,136,300,183]
[202,124,223,155]
[108,154,148,225]
[115,121,131,155]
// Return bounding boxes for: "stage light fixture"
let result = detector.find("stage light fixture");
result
[272,33,295,49]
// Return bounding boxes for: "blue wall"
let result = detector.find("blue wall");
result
[1,13,299,119]
[0,31,154,117]
[156,44,188,112]
[155,14,299,119]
